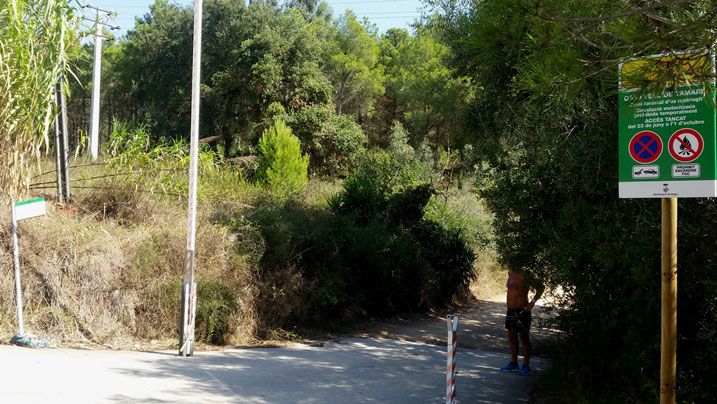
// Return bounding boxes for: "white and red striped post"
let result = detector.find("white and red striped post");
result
[446,314,459,403]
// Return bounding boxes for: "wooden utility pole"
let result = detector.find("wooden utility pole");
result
[660,197,677,404]
[180,0,204,358]
[646,12,678,401]
[54,80,71,203]
[60,79,71,200]
[54,86,65,204]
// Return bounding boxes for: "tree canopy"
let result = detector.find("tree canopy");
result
[428,0,717,400]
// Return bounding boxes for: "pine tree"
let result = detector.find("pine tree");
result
[257,120,309,197]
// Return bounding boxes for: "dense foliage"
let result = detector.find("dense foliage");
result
[250,146,475,330]
[66,0,473,170]
[284,104,367,176]
[70,124,475,340]
[428,0,717,401]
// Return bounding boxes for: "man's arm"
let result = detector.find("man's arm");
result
[526,285,545,310]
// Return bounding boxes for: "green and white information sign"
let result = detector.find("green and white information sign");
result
[619,52,717,198]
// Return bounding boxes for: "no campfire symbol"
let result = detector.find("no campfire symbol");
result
[629,131,663,164]
[668,128,704,163]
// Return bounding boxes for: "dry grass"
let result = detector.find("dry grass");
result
[0,187,260,347]
[470,249,506,302]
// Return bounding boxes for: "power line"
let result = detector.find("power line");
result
[353,10,420,15]
[368,15,420,19]
[86,0,421,32]
[327,0,415,4]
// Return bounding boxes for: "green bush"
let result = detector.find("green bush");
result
[423,187,495,250]
[256,120,309,198]
[329,154,475,308]
[286,104,367,176]
[195,279,236,345]
[247,148,475,332]
[410,220,475,304]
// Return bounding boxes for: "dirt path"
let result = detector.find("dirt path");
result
[355,295,560,356]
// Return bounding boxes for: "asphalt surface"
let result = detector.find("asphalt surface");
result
[2,337,543,403]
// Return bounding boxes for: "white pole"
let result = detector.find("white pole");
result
[180,0,203,357]
[11,204,24,335]
[89,9,102,161]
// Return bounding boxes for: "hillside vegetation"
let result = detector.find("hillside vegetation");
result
[3,0,717,401]
[0,123,492,346]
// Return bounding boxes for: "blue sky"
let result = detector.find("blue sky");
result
[80,0,425,38]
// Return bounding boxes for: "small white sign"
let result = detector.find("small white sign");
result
[632,165,659,179]
[14,198,46,221]
[672,164,700,178]
[619,180,717,198]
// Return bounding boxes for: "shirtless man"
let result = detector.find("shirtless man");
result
[500,268,544,376]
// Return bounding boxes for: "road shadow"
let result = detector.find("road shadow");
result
[356,299,560,355]
[104,338,543,403]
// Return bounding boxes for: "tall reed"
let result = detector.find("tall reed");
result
[0,0,77,200]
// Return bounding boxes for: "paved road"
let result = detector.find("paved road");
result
[2,337,542,403]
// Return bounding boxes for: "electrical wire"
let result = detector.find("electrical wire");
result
[78,0,422,33]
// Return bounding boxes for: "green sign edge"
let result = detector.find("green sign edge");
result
[15,197,45,207]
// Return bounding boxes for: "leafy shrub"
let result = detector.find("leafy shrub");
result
[327,144,434,224]
[410,220,475,304]
[387,121,414,160]
[246,200,343,331]
[286,105,367,176]
[328,154,476,308]
[248,147,475,333]
[423,187,495,250]
[195,279,236,345]
[256,120,309,198]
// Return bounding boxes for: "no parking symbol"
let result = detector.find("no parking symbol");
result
[629,131,663,164]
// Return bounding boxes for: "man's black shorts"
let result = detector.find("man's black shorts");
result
[505,308,531,334]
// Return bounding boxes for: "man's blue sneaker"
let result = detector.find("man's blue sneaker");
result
[500,362,519,372]
[518,364,532,376]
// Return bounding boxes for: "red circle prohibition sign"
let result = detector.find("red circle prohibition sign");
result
[629,131,663,164]
[668,128,703,163]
